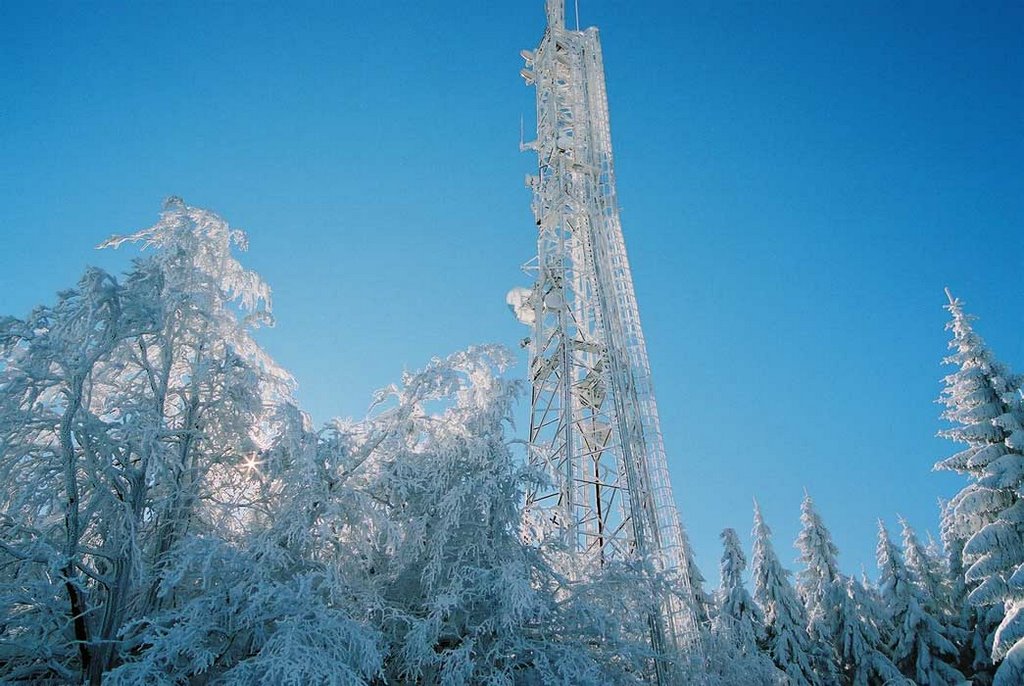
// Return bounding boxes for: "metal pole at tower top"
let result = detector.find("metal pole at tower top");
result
[546,0,565,30]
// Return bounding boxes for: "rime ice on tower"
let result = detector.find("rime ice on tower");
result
[508,0,700,668]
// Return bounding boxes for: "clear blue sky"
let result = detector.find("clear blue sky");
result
[2,1,1021,583]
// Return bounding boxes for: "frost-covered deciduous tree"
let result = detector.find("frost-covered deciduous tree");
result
[0,198,300,683]
[935,291,1024,683]
[104,197,296,606]
[109,344,659,685]
[0,267,160,683]
[0,198,675,684]
[362,346,649,685]
[750,501,820,686]
[105,400,385,686]
[382,348,673,683]
[877,520,964,685]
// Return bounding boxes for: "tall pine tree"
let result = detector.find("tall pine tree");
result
[750,501,820,685]
[714,528,766,654]
[794,494,843,682]
[935,291,1024,683]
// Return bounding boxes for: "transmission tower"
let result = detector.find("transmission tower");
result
[507,0,700,676]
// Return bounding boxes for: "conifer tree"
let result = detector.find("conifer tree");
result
[941,499,998,681]
[899,519,950,616]
[794,494,843,682]
[794,495,901,684]
[923,530,956,617]
[935,291,1024,682]
[877,521,965,684]
[714,528,766,653]
[750,501,820,686]
[838,576,906,686]
[680,525,715,630]
[901,517,965,646]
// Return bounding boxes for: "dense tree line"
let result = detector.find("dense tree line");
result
[1,199,1021,684]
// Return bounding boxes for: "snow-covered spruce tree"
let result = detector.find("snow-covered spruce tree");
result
[680,524,715,631]
[921,528,957,618]
[793,494,844,682]
[698,629,783,686]
[704,528,781,684]
[714,528,766,653]
[794,495,902,684]
[0,198,299,683]
[901,517,965,641]
[750,501,821,685]
[935,290,1024,684]
[941,499,997,682]
[839,575,906,686]
[790,491,905,683]
[877,520,964,684]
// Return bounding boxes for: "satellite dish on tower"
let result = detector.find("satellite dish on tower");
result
[505,286,536,326]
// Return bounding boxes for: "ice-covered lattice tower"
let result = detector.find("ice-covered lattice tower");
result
[507,0,700,669]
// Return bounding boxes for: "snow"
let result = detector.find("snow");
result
[1,201,1022,683]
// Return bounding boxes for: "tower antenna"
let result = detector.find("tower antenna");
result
[545,0,564,30]
[509,2,702,681]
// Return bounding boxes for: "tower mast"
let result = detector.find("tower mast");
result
[509,0,701,675]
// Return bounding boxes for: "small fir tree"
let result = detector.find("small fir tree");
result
[837,576,906,686]
[877,520,965,685]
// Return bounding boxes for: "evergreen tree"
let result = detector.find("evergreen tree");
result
[794,495,901,683]
[793,495,901,684]
[750,501,821,686]
[900,517,952,618]
[714,528,766,653]
[837,576,906,686]
[681,524,716,631]
[941,498,998,682]
[793,494,843,682]
[877,520,965,684]
[694,523,781,684]
[935,291,1024,682]
[923,529,957,617]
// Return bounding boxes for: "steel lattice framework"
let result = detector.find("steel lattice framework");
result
[507,0,700,671]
